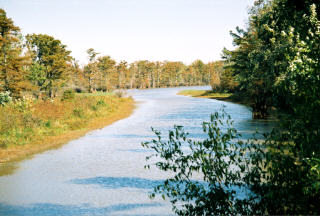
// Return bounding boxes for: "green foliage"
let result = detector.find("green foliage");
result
[143,109,320,215]
[61,89,75,101]
[44,120,52,128]
[96,99,107,106]
[25,33,72,98]
[27,63,46,91]
[0,91,12,105]
[306,157,320,193]
[149,1,320,214]
[223,3,320,212]
[224,1,320,119]
[243,130,314,214]
[0,97,42,148]
[219,67,238,93]
[142,111,252,215]
[72,108,84,118]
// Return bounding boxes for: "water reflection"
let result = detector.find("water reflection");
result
[0,162,19,176]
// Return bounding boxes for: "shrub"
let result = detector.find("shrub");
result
[96,99,107,107]
[142,110,320,215]
[0,91,12,106]
[73,108,84,118]
[44,120,52,128]
[142,111,249,215]
[61,89,75,101]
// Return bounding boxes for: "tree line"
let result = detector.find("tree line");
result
[82,49,221,93]
[0,8,229,100]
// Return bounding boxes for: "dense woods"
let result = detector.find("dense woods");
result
[143,0,320,215]
[80,53,220,92]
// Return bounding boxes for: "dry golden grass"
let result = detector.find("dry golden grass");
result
[0,94,135,164]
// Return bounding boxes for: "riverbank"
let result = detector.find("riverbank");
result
[0,93,135,163]
[178,90,280,120]
[178,90,249,105]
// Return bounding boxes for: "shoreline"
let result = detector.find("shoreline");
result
[177,89,247,105]
[178,89,280,120]
[0,97,135,166]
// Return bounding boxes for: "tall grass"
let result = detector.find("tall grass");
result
[0,94,133,153]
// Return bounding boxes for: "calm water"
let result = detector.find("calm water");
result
[0,87,275,216]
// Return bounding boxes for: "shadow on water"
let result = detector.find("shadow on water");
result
[0,202,165,216]
[69,177,248,200]
[70,177,164,190]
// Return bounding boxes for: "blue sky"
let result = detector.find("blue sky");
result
[1,0,254,65]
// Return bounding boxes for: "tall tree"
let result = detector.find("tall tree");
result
[191,60,206,85]
[26,34,72,98]
[0,9,30,97]
[224,0,320,118]
[84,48,100,93]
[97,55,116,91]
[116,60,128,89]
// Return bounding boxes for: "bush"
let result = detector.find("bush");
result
[96,99,107,107]
[142,111,249,215]
[73,108,84,118]
[142,110,320,215]
[61,89,75,101]
[0,91,12,106]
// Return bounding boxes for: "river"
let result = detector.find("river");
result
[0,86,275,216]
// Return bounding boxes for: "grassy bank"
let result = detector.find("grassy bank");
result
[178,90,280,119]
[0,93,134,163]
[178,90,252,106]
[178,90,233,100]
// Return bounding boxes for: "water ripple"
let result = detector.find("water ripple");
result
[0,202,165,216]
[70,177,164,190]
